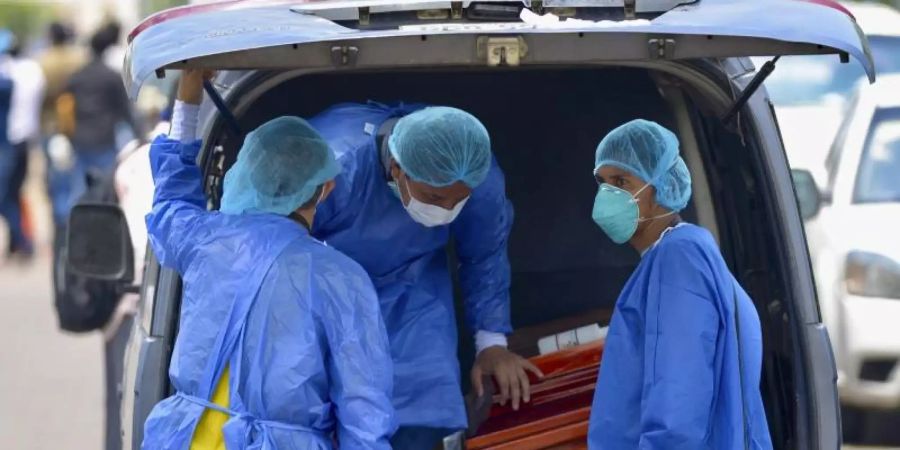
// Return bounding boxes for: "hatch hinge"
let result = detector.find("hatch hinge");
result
[331,45,360,67]
[721,56,781,125]
[648,38,676,59]
[624,0,636,19]
[477,36,527,67]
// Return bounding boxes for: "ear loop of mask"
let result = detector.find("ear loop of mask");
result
[400,173,414,205]
[631,156,681,224]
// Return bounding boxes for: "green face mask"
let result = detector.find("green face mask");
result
[591,182,673,244]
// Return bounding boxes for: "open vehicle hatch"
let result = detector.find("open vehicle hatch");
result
[124,0,874,99]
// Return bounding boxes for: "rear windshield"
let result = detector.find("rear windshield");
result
[854,107,900,204]
[762,35,900,106]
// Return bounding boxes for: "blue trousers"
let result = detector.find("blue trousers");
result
[0,142,29,253]
[43,142,117,228]
[68,149,118,209]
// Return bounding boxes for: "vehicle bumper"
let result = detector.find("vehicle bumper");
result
[836,296,900,410]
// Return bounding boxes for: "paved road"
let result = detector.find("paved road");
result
[0,151,104,450]
[0,255,104,450]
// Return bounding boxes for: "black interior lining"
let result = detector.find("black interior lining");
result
[234,67,692,329]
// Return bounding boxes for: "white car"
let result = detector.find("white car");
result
[763,1,900,188]
[795,74,900,415]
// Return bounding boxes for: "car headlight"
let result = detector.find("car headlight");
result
[845,251,900,299]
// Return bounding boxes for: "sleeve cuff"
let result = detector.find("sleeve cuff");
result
[475,330,508,355]
[169,100,201,142]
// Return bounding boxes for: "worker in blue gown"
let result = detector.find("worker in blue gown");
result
[587,120,773,449]
[141,71,396,450]
[308,103,542,448]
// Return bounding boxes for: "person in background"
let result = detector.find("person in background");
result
[37,22,84,228]
[0,30,17,260]
[141,70,396,450]
[587,120,772,449]
[60,26,142,215]
[94,20,136,149]
[0,32,46,260]
[100,21,125,74]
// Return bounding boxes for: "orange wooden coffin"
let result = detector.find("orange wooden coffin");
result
[466,341,603,450]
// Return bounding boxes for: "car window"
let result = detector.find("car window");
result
[761,36,900,106]
[853,107,900,204]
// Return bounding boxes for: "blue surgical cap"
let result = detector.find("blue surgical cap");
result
[388,106,492,188]
[594,119,692,212]
[220,116,340,216]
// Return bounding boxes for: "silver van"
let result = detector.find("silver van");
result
[70,0,874,448]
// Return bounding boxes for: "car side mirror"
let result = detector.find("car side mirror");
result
[791,169,823,221]
[66,203,135,284]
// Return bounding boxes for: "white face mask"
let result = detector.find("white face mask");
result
[395,176,469,227]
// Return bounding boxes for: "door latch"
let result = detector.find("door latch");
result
[477,36,528,67]
[331,45,359,67]
[648,38,676,59]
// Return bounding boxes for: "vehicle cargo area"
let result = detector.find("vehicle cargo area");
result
[206,66,793,448]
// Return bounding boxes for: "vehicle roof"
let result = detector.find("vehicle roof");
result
[843,1,900,37]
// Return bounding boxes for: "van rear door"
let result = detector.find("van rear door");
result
[124,0,875,98]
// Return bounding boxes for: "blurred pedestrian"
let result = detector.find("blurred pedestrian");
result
[0,30,17,259]
[38,22,85,229]
[95,21,135,149]
[99,21,125,74]
[59,26,142,214]
[0,32,46,260]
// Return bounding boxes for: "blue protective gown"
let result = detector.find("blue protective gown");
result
[308,102,514,430]
[588,224,773,450]
[141,136,396,450]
